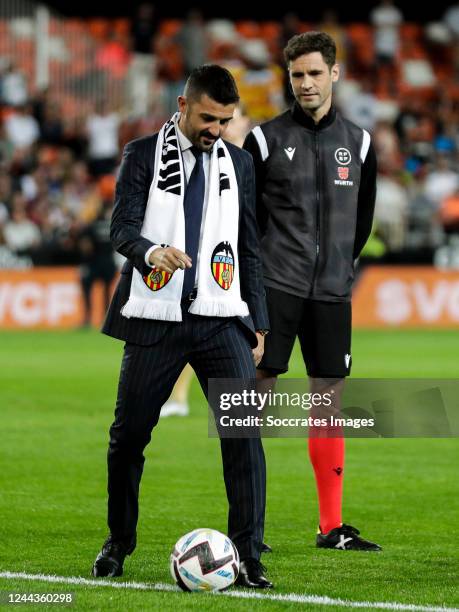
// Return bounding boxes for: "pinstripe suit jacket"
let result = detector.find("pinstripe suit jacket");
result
[102,134,269,348]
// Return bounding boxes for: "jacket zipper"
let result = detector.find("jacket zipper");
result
[309,128,320,297]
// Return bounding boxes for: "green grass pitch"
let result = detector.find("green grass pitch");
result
[0,329,458,610]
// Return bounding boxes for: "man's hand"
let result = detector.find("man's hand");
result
[252,332,265,366]
[149,247,192,274]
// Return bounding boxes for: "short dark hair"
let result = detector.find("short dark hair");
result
[184,64,240,105]
[283,31,336,70]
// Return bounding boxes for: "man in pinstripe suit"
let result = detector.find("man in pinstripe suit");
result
[92,65,273,588]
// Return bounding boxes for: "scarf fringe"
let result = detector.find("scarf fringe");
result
[121,297,182,322]
[188,296,249,318]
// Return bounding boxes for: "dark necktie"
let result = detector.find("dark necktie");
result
[182,146,205,297]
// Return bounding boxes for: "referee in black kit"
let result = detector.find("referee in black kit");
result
[244,31,381,551]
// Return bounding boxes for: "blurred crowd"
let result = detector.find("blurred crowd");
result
[0,0,459,275]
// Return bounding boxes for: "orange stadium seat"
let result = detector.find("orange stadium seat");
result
[87,18,111,41]
[113,18,131,37]
[98,175,116,200]
[65,19,86,35]
[236,21,261,39]
[446,82,459,101]
[159,19,182,38]
[66,36,92,57]
[16,55,34,77]
[67,57,88,77]
[260,21,281,56]
[48,17,62,35]
[0,20,12,54]
[347,23,374,69]
[0,107,15,122]
[400,23,423,42]
[299,22,314,33]
[155,37,184,81]
[259,22,280,41]
[14,39,34,56]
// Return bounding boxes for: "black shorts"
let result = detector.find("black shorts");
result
[259,286,352,378]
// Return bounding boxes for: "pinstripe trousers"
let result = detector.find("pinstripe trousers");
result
[107,306,266,560]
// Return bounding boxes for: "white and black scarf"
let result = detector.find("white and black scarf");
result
[121,112,249,322]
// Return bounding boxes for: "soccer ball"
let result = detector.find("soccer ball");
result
[170,528,239,592]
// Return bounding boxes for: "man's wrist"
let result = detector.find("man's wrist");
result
[256,329,269,337]
[145,244,160,267]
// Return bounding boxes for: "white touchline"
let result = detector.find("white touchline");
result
[0,571,457,612]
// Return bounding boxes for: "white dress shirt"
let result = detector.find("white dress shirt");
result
[144,122,211,288]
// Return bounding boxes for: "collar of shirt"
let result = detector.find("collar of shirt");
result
[291,102,336,131]
[176,121,210,183]
[176,121,194,153]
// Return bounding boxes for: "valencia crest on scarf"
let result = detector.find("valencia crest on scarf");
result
[121,113,249,322]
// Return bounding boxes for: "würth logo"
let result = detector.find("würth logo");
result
[179,542,233,575]
[338,167,349,180]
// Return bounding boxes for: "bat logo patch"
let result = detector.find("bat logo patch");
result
[211,241,235,290]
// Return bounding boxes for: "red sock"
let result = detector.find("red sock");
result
[308,434,345,534]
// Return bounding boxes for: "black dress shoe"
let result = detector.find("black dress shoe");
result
[92,536,135,577]
[235,558,273,589]
[261,542,272,553]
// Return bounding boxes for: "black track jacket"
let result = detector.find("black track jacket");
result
[243,103,377,301]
